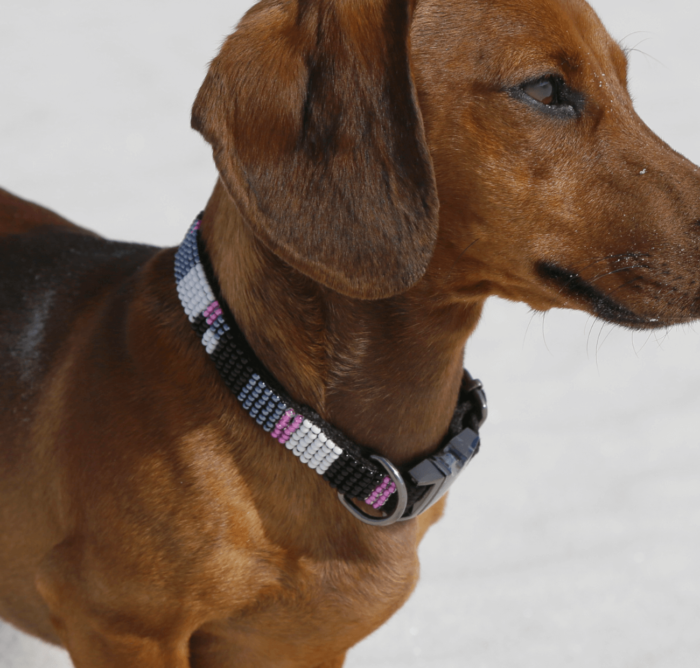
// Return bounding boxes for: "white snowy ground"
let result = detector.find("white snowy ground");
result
[1,0,699,666]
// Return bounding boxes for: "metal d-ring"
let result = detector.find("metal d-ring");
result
[337,455,408,526]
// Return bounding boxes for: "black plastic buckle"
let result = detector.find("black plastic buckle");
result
[401,426,480,520]
[464,376,488,431]
[339,375,486,526]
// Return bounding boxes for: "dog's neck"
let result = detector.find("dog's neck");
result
[199,181,483,466]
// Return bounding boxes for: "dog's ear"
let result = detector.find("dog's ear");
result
[192,0,438,299]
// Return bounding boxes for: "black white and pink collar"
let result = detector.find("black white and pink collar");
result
[174,214,487,526]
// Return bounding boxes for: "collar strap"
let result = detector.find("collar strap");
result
[174,214,487,526]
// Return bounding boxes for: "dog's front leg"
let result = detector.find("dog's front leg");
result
[35,541,194,668]
[49,621,190,668]
[315,654,347,668]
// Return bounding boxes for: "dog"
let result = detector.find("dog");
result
[2,0,700,666]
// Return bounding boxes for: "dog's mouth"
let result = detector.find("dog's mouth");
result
[535,260,662,329]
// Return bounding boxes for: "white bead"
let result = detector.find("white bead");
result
[318,433,327,443]
[311,425,321,434]
[333,445,342,456]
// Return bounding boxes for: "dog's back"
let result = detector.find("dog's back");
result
[0,189,159,637]
[0,189,158,433]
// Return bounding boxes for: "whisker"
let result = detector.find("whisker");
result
[541,310,551,355]
[553,254,648,295]
[603,277,641,299]
[523,309,539,349]
[447,238,480,278]
[595,320,606,370]
[588,265,644,286]
[586,314,598,359]
[595,320,617,365]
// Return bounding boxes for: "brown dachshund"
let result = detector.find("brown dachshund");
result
[1,0,699,666]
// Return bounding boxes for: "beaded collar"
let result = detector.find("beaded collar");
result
[174,213,488,526]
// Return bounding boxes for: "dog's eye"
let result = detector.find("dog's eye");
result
[524,77,556,105]
[512,75,583,117]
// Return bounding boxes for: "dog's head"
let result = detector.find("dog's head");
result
[193,0,700,328]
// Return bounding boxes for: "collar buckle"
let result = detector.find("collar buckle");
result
[464,375,488,431]
[337,376,485,526]
[400,377,485,519]
[401,425,480,520]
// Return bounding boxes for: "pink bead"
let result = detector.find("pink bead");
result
[284,416,303,436]
[274,411,294,431]
[206,308,222,325]
[203,300,219,320]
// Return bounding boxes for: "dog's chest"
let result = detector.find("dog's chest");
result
[193,532,420,662]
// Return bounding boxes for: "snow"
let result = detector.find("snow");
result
[1,0,699,666]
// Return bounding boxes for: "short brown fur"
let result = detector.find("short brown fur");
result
[2,0,700,666]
